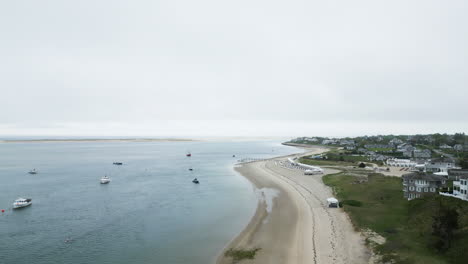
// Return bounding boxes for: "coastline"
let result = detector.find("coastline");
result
[217,146,370,264]
[0,138,197,143]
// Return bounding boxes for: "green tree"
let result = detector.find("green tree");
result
[431,199,459,252]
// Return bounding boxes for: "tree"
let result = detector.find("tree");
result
[431,199,459,252]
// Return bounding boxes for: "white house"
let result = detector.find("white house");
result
[440,169,468,201]
[387,158,417,168]
[454,144,464,151]
[439,144,453,149]
[425,157,458,173]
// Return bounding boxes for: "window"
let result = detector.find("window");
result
[424,188,428,192]
[430,188,435,192]
[410,186,415,191]
[417,187,421,192]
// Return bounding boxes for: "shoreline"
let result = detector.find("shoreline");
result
[0,138,197,143]
[217,146,370,264]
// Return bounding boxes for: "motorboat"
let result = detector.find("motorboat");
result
[189,168,193,171]
[192,178,199,184]
[113,162,123,165]
[28,169,38,174]
[100,175,111,184]
[13,198,32,209]
[186,152,192,157]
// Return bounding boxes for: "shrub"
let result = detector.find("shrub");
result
[225,248,261,261]
[341,199,363,207]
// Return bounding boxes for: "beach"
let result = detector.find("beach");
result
[217,146,370,264]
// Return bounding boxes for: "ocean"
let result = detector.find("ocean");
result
[0,140,301,264]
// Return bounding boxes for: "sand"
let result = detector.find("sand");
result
[217,147,370,264]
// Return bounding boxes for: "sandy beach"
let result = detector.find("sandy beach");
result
[217,146,370,264]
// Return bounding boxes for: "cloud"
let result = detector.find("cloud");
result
[1,0,467,136]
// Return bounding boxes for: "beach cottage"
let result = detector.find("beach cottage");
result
[402,172,447,200]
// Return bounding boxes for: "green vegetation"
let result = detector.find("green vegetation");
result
[323,172,468,263]
[224,248,261,262]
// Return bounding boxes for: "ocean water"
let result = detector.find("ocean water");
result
[0,140,301,264]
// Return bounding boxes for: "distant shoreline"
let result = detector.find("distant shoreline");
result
[0,138,197,143]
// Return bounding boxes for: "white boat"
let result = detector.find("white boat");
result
[13,198,32,209]
[28,169,38,174]
[100,175,111,184]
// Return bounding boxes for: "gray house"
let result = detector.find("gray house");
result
[402,172,447,200]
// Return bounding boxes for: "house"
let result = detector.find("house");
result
[322,139,338,145]
[364,144,391,149]
[397,144,415,157]
[339,139,355,146]
[439,144,452,149]
[454,144,464,151]
[439,169,468,201]
[386,158,417,168]
[425,157,457,173]
[357,148,367,153]
[389,138,404,146]
[413,149,431,159]
[370,154,387,161]
[345,144,356,150]
[402,172,447,200]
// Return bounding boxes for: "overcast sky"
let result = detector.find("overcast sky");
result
[1,0,467,137]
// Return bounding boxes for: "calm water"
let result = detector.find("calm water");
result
[0,140,301,264]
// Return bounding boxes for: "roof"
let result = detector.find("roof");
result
[402,172,446,181]
[448,169,468,177]
[429,157,454,163]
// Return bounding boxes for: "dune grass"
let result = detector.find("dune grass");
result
[224,248,261,262]
[322,172,468,263]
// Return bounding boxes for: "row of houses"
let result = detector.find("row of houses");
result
[403,169,468,201]
[387,157,457,172]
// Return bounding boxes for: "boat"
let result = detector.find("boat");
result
[192,178,199,184]
[13,198,32,209]
[186,152,192,157]
[113,162,123,165]
[100,175,111,184]
[28,169,38,174]
[189,168,193,171]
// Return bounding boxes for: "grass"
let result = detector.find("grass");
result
[299,158,355,166]
[224,248,261,262]
[322,172,468,263]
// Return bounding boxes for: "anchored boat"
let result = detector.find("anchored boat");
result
[13,198,32,209]
[100,175,111,184]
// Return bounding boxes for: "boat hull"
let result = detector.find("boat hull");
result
[13,202,32,209]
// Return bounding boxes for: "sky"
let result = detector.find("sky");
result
[1,0,467,138]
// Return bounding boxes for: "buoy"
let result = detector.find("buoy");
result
[1,209,4,213]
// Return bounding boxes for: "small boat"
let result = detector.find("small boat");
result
[113,162,123,165]
[232,155,236,157]
[28,169,38,174]
[100,175,111,184]
[192,178,199,184]
[13,198,32,209]
[189,168,193,171]
[186,152,192,157]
